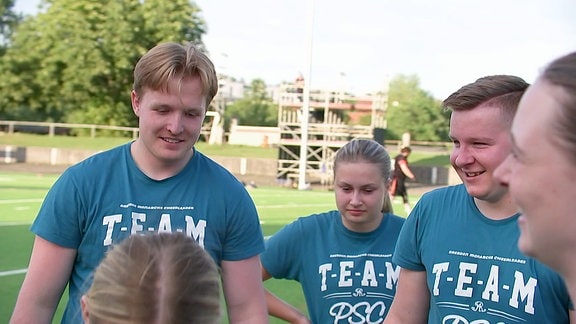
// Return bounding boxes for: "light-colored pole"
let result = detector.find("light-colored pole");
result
[298,0,314,190]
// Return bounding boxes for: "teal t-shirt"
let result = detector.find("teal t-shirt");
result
[394,184,570,323]
[262,210,405,323]
[31,143,264,323]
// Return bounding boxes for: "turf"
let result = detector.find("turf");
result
[0,133,451,166]
[0,171,417,323]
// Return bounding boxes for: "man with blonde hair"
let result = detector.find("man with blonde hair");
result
[11,42,268,323]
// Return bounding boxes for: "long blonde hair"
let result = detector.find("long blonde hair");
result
[540,52,576,163]
[83,233,221,324]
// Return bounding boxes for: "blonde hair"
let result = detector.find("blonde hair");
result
[84,233,221,324]
[334,139,394,213]
[133,42,219,109]
[540,51,576,163]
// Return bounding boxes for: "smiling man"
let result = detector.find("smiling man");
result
[384,75,573,324]
[11,43,268,324]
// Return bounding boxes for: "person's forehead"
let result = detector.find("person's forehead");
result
[512,81,557,142]
[449,106,507,133]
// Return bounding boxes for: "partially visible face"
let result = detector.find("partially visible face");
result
[131,77,206,168]
[449,105,511,203]
[334,161,387,232]
[495,80,576,272]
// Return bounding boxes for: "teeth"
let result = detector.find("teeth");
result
[163,138,180,143]
[465,172,482,177]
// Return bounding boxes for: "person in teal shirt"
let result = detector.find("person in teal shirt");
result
[11,42,268,323]
[261,139,405,323]
[385,75,572,323]
[80,233,221,323]
[495,52,576,304]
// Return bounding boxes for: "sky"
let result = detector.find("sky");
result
[14,0,576,99]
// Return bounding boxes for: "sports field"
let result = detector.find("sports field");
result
[0,170,420,323]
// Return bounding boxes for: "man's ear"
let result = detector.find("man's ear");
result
[131,90,141,117]
[80,295,90,323]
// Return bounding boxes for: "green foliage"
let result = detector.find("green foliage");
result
[0,0,21,53]
[355,113,372,126]
[386,74,450,142]
[0,0,205,126]
[224,79,278,127]
[409,151,451,167]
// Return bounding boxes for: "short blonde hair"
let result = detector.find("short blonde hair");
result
[133,42,219,109]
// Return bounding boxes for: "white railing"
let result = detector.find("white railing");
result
[0,111,220,139]
[0,120,139,138]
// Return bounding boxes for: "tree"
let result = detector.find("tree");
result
[0,0,20,54]
[386,74,449,142]
[224,79,277,127]
[0,0,205,128]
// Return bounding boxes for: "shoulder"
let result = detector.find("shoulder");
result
[408,184,469,223]
[192,150,245,188]
[420,184,467,201]
[387,213,406,225]
[64,144,128,177]
[299,210,338,225]
[283,210,339,233]
[194,150,235,177]
[383,213,406,235]
[416,184,470,213]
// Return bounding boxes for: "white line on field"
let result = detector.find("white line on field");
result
[0,268,27,277]
[0,222,31,226]
[0,199,43,204]
[257,203,332,209]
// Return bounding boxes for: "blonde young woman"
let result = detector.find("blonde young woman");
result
[261,139,405,323]
[81,233,220,324]
[495,51,576,302]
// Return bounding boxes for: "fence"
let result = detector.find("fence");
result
[0,114,219,140]
[0,120,139,138]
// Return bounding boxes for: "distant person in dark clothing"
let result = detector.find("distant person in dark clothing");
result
[390,146,415,214]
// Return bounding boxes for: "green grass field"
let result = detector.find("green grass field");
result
[0,133,451,166]
[0,170,419,323]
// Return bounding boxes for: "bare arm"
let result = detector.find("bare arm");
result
[10,236,76,324]
[262,267,310,323]
[570,309,576,323]
[398,160,415,180]
[384,268,430,324]
[221,255,269,323]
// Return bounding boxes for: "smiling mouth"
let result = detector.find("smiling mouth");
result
[161,137,183,144]
[464,171,484,177]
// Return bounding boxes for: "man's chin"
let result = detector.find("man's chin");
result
[465,183,508,202]
[518,233,538,258]
[462,184,484,199]
[158,149,192,163]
